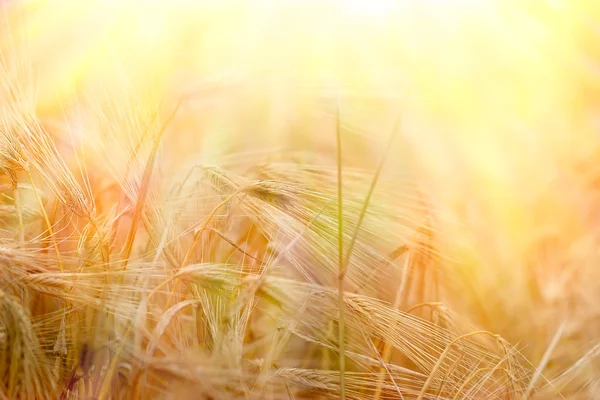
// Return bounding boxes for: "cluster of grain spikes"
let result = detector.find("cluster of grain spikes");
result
[0,287,58,399]
[1,105,545,399]
[0,41,544,398]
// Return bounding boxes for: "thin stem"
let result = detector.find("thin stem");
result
[336,95,346,400]
[348,117,401,400]
[13,181,25,244]
[524,321,566,399]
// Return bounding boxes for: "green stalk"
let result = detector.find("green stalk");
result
[335,96,346,400]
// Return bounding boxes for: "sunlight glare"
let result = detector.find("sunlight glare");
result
[343,0,396,19]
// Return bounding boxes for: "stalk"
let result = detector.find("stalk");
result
[335,96,346,400]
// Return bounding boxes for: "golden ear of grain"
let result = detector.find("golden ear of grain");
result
[0,289,57,399]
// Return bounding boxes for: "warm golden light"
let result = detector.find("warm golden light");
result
[344,0,396,19]
[2,0,600,398]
